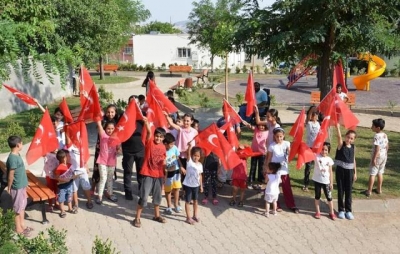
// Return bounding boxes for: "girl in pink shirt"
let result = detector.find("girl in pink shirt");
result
[243,117,269,189]
[95,120,121,205]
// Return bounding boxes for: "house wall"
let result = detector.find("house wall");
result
[133,34,246,71]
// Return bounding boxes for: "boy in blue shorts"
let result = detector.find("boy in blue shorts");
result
[163,133,184,214]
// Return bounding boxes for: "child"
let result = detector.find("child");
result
[132,121,167,228]
[264,162,282,217]
[202,152,219,205]
[92,104,119,193]
[182,143,203,225]
[312,142,335,220]
[95,119,120,204]
[167,115,182,140]
[138,94,148,112]
[255,107,282,148]
[163,133,184,214]
[336,84,348,103]
[54,149,75,218]
[43,150,59,211]
[265,127,299,213]
[6,136,32,236]
[191,119,200,131]
[334,123,357,220]
[242,118,268,189]
[303,106,320,191]
[365,118,389,197]
[229,146,249,207]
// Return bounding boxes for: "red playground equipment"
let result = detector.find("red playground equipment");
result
[286,54,318,89]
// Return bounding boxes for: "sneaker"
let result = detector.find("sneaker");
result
[329,213,337,220]
[338,211,345,219]
[164,208,172,215]
[314,212,321,219]
[174,206,182,213]
[345,212,354,220]
[201,198,208,205]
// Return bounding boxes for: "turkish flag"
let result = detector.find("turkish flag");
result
[289,108,306,138]
[59,98,73,123]
[109,100,138,146]
[148,80,178,114]
[333,61,348,93]
[195,123,242,170]
[141,108,156,145]
[79,67,94,108]
[65,121,90,167]
[219,122,239,150]
[244,71,255,117]
[3,84,37,106]
[222,99,242,125]
[317,88,336,118]
[77,84,102,122]
[26,109,59,165]
[296,142,316,169]
[312,113,331,154]
[134,100,144,121]
[335,94,359,129]
[146,94,168,129]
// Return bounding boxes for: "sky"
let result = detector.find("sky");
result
[140,0,276,23]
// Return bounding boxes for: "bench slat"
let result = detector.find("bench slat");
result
[26,184,42,202]
[26,171,56,200]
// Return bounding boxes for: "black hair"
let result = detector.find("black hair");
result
[182,113,194,121]
[167,90,174,97]
[345,129,357,138]
[257,117,268,129]
[56,149,69,163]
[306,105,317,122]
[268,162,281,174]
[50,115,58,123]
[267,108,282,125]
[54,107,63,116]
[104,104,119,122]
[138,94,145,101]
[173,115,182,124]
[191,146,202,156]
[192,119,199,127]
[154,127,166,137]
[372,118,385,130]
[142,71,155,86]
[337,84,342,88]
[128,95,137,102]
[323,142,331,153]
[104,120,116,129]
[168,96,176,104]
[163,133,175,144]
[8,135,22,148]
[273,127,285,135]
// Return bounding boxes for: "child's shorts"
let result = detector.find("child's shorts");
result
[232,179,247,189]
[46,176,58,194]
[369,156,387,176]
[138,176,162,207]
[10,187,27,214]
[264,193,278,203]
[164,172,182,193]
[183,185,199,203]
[73,171,91,192]
[58,186,72,204]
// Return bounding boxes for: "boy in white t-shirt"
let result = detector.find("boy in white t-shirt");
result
[365,118,389,197]
[336,84,348,103]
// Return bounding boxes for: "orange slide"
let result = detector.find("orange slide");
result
[353,54,386,91]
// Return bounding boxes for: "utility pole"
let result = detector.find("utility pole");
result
[225,53,229,101]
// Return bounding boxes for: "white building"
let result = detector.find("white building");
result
[133,34,246,71]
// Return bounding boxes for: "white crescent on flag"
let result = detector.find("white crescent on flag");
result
[208,134,218,147]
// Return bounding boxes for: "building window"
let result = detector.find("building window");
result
[178,48,191,58]
[124,46,133,55]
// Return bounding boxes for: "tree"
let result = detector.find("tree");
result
[136,21,182,34]
[187,0,242,71]
[235,0,400,97]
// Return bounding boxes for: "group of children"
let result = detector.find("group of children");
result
[4,87,390,234]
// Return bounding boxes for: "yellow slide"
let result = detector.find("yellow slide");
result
[353,54,386,91]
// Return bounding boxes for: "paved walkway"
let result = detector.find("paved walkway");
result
[1,74,400,253]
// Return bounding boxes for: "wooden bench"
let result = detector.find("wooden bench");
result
[310,91,356,108]
[169,65,192,76]
[26,170,56,224]
[96,64,118,75]
[0,161,7,200]
[169,78,185,90]
[196,69,209,83]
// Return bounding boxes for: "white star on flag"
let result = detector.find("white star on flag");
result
[34,138,41,145]
[117,126,124,131]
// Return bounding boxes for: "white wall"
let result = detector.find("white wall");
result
[133,34,246,70]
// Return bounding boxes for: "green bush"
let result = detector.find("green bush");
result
[28,111,42,134]
[270,94,277,106]
[242,65,248,73]
[235,66,241,74]
[98,85,114,108]
[0,122,26,151]
[92,236,119,254]
[235,93,244,106]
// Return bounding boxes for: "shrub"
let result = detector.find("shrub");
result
[0,122,26,151]
[270,94,277,106]
[235,66,241,74]
[235,93,244,105]
[242,65,248,73]
[92,236,119,254]
[144,64,153,72]
[98,85,114,108]
[256,65,261,74]
[27,111,42,134]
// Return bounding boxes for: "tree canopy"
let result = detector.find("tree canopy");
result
[235,0,400,96]
[135,21,182,34]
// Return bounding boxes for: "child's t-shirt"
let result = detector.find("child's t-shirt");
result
[338,92,348,101]
[251,128,269,154]
[6,153,28,190]
[166,145,180,177]
[182,159,203,187]
[306,121,320,147]
[268,141,290,175]
[96,132,117,167]
[312,154,334,184]
[265,171,282,196]
[67,144,86,173]
[141,138,166,178]
[43,153,58,179]
[372,132,389,158]
[232,159,247,181]
[55,163,73,188]
[176,127,198,159]
[56,121,66,150]
[266,122,280,147]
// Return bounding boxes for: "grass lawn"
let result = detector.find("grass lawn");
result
[240,125,400,199]
[175,87,240,108]
[91,76,138,85]
[0,96,81,152]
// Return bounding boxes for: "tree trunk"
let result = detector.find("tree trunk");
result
[224,53,229,100]
[99,56,104,80]
[319,24,336,99]
[210,54,215,72]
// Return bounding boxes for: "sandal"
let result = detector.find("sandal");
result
[262,212,270,218]
[314,212,321,219]
[237,201,244,207]
[302,186,309,192]
[95,197,102,205]
[292,207,300,214]
[201,198,208,205]
[107,194,118,203]
[153,216,166,223]
[86,202,94,209]
[24,227,34,233]
[212,199,219,205]
[19,228,32,237]
[67,207,78,214]
[131,219,141,228]
[59,212,67,218]
[185,218,195,225]
[229,200,236,206]
[192,217,200,223]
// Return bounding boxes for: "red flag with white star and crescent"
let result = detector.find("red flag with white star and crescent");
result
[2,84,37,106]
